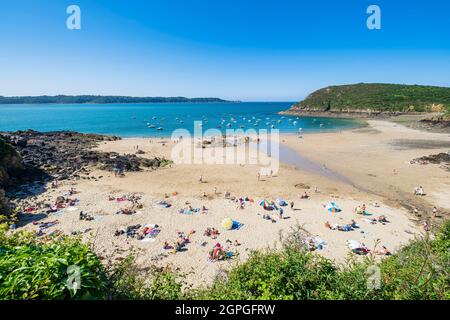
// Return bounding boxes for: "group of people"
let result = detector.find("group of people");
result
[163,230,195,254]
[208,242,235,261]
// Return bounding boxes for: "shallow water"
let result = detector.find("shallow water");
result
[0,102,361,137]
[254,139,355,186]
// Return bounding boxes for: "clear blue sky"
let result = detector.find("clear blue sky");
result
[0,0,449,101]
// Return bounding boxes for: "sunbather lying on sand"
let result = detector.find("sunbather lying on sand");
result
[204,227,220,239]
[355,204,367,215]
[325,220,356,231]
[374,246,391,255]
[79,211,94,221]
[263,214,276,223]
[163,241,172,250]
[299,192,309,199]
[116,207,136,215]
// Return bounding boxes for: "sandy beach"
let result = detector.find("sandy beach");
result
[19,120,450,286]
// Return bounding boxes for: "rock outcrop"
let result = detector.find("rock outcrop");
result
[0,130,170,181]
[0,137,24,218]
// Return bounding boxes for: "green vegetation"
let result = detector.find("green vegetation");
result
[0,138,16,160]
[0,221,448,300]
[291,83,450,114]
[194,222,449,300]
[0,224,108,299]
[0,95,231,104]
[0,225,185,300]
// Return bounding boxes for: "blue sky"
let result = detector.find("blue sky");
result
[0,0,449,101]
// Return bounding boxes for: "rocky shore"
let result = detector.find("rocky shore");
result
[280,107,419,119]
[0,130,171,218]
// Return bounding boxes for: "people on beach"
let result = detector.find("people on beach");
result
[432,206,438,217]
[414,186,425,196]
[299,192,309,199]
[374,245,391,255]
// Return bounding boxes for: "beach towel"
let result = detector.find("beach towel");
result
[232,220,244,230]
[347,240,366,250]
[157,201,172,208]
[326,202,341,213]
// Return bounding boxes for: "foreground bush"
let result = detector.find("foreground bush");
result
[195,221,450,300]
[0,224,186,300]
[378,220,450,300]
[0,224,108,299]
[0,221,448,300]
[108,255,186,300]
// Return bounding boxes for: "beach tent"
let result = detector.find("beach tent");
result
[222,218,234,230]
[259,199,270,207]
[326,202,341,213]
[276,198,288,206]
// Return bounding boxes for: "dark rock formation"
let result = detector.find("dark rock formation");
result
[0,137,24,218]
[0,130,169,183]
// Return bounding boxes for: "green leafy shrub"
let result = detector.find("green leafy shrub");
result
[0,225,186,300]
[0,225,108,299]
[378,220,449,300]
[195,221,450,300]
[108,255,186,300]
[1,221,448,300]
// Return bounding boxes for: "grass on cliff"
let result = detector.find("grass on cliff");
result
[294,83,450,114]
[0,221,448,300]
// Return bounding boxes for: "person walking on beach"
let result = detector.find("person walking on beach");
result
[199,175,203,183]
[113,163,120,177]
[257,172,261,181]
[290,201,294,210]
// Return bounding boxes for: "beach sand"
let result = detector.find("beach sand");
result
[20,120,450,286]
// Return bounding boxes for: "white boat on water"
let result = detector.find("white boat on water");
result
[148,124,156,128]
[156,127,164,131]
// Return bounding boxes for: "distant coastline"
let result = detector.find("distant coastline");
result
[0,95,238,105]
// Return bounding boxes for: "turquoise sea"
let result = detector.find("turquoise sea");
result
[0,102,360,137]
